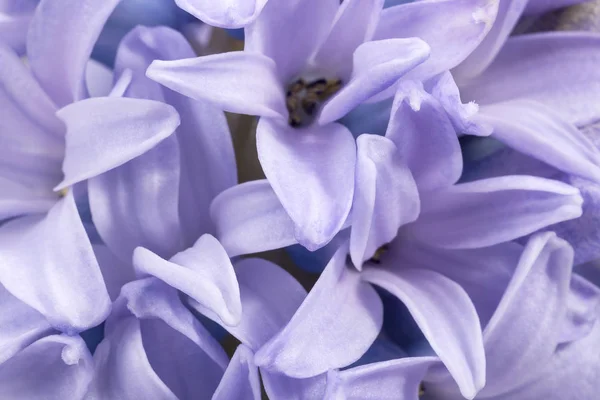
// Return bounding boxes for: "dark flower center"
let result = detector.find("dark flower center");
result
[286,77,342,128]
[367,244,390,265]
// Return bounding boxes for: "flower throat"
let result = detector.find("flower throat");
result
[286,77,342,127]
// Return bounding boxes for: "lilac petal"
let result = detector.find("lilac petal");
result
[210,180,297,257]
[524,0,587,15]
[458,32,600,127]
[245,0,338,81]
[453,0,528,80]
[93,244,136,301]
[0,1,36,55]
[408,176,583,249]
[0,179,57,222]
[257,119,355,250]
[311,0,385,78]
[425,71,492,137]
[561,274,600,344]
[362,266,485,399]
[482,99,600,182]
[117,26,237,244]
[350,134,419,268]
[326,357,438,399]
[261,372,327,400]
[26,0,121,107]
[212,345,261,400]
[225,258,307,351]
[479,233,573,396]
[0,283,53,364]
[254,244,383,378]
[88,136,183,263]
[0,334,93,399]
[319,38,430,125]
[385,81,462,191]
[374,0,498,80]
[0,192,111,332]
[133,234,241,327]
[55,97,180,190]
[89,278,228,399]
[86,59,114,98]
[174,0,268,28]
[147,51,287,118]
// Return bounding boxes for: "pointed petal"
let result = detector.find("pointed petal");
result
[385,81,462,191]
[55,97,180,190]
[480,233,573,396]
[255,244,383,378]
[362,266,485,399]
[408,176,583,249]
[312,0,385,78]
[174,0,268,28]
[257,119,356,250]
[0,192,111,332]
[210,180,298,257]
[133,235,241,326]
[224,258,307,351]
[480,99,600,183]
[88,136,183,263]
[0,2,36,55]
[374,0,498,80]
[261,372,327,400]
[319,38,430,125]
[89,278,228,399]
[245,0,338,81]
[459,32,600,127]
[27,0,120,106]
[0,334,93,399]
[326,357,438,400]
[350,134,419,268]
[147,51,286,118]
[453,0,528,80]
[0,283,53,364]
[212,345,262,400]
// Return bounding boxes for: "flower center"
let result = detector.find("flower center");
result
[285,77,342,127]
[367,244,390,265]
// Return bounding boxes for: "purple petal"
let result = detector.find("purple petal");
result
[453,0,528,80]
[524,0,588,15]
[425,71,492,137]
[319,38,430,125]
[408,176,583,249]
[0,334,93,399]
[350,134,419,268]
[311,0,385,78]
[0,1,36,55]
[210,180,298,257]
[261,371,327,400]
[362,266,485,399]
[0,283,53,364]
[257,119,356,250]
[0,192,111,332]
[55,97,180,190]
[92,244,136,301]
[478,233,573,396]
[385,81,462,191]
[245,0,338,81]
[89,278,227,399]
[562,274,600,344]
[480,99,600,183]
[133,234,241,327]
[88,137,183,263]
[212,345,261,400]
[458,32,600,127]
[225,258,307,351]
[147,51,287,118]
[374,0,498,80]
[26,0,120,106]
[254,244,383,378]
[326,357,437,399]
[174,0,268,28]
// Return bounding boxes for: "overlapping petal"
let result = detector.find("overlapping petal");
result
[174,0,268,28]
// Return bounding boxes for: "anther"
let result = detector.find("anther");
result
[285,76,342,127]
[368,244,389,264]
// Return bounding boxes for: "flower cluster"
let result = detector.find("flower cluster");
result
[1,0,599,398]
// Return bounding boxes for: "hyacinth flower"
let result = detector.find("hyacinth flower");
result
[209,80,586,398]
[415,232,600,400]
[0,0,37,55]
[0,0,184,331]
[0,282,94,398]
[85,25,236,274]
[147,0,500,250]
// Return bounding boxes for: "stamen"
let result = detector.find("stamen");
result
[285,77,342,127]
[419,383,426,397]
[368,244,389,264]
[58,187,69,198]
